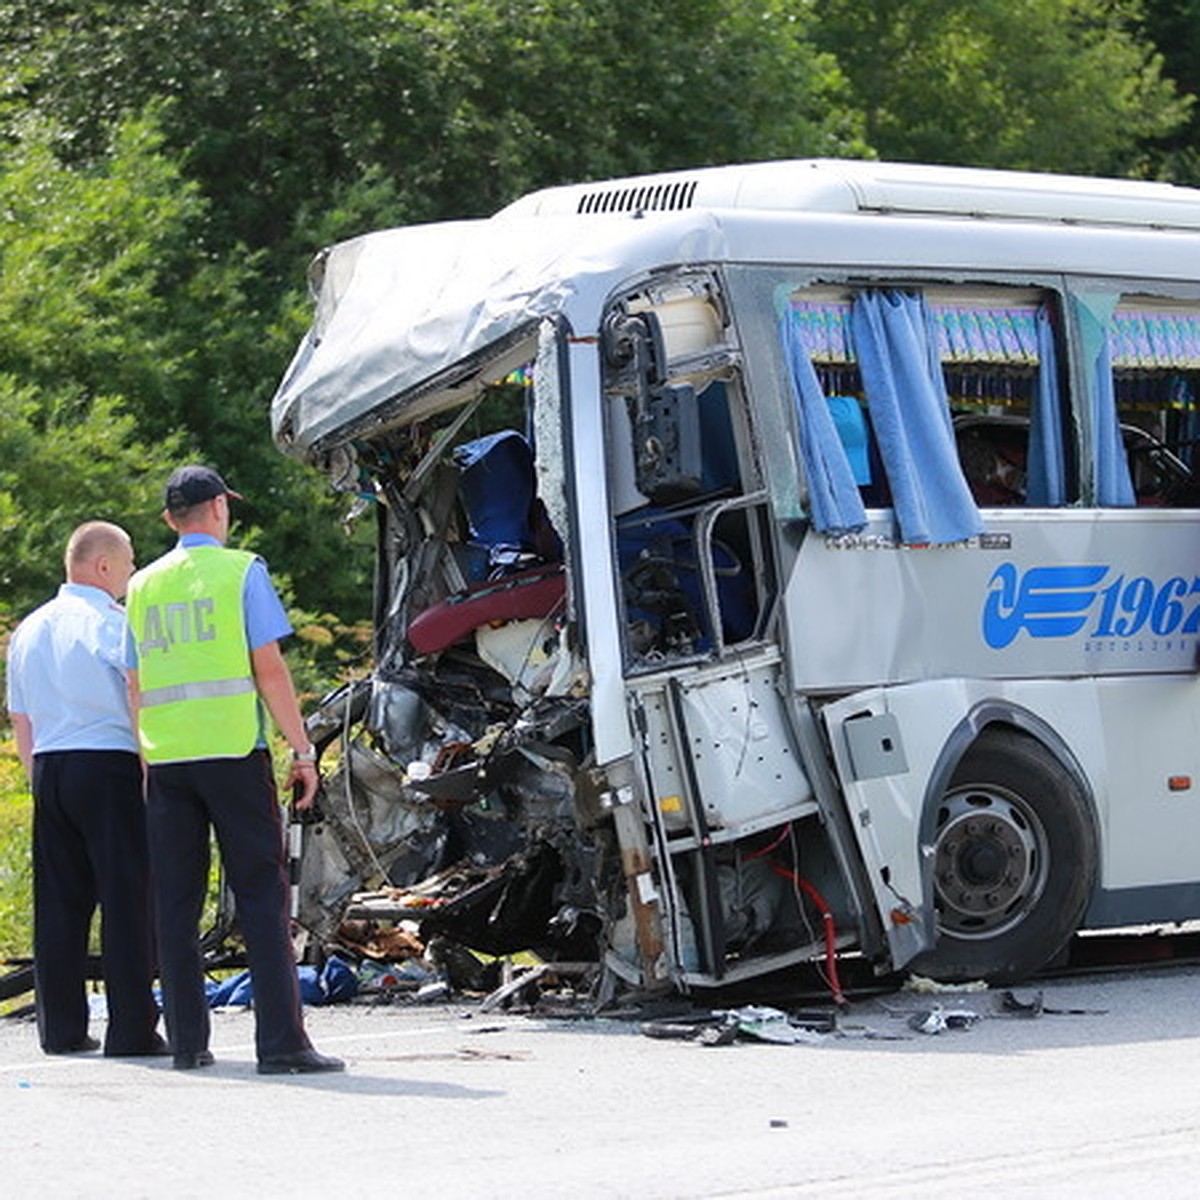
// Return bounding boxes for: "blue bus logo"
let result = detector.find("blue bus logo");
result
[983,563,1200,649]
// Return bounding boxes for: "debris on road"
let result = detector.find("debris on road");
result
[906,1005,982,1034]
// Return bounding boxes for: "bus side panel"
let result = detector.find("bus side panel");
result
[1093,675,1200,890]
[784,510,1200,693]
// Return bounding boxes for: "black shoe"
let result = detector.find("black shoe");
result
[106,1033,171,1058]
[257,1048,345,1075]
[45,1035,100,1055]
[172,1049,215,1070]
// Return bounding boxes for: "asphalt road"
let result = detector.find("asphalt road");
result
[3,963,1200,1198]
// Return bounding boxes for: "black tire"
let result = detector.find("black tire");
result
[910,728,1097,985]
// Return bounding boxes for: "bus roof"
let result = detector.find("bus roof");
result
[499,159,1200,229]
[271,160,1200,458]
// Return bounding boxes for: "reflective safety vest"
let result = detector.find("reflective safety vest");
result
[126,545,261,763]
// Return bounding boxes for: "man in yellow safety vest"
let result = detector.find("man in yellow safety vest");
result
[126,465,343,1074]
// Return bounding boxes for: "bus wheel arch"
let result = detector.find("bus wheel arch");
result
[911,712,1099,985]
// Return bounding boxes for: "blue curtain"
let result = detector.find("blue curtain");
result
[851,291,983,544]
[1072,293,1135,506]
[1175,376,1199,474]
[1093,334,1136,506]
[781,310,867,534]
[1024,305,1066,506]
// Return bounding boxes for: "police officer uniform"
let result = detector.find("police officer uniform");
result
[6,577,161,1055]
[126,466,341,1073]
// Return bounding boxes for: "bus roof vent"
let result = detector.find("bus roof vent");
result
[576,179,699,215]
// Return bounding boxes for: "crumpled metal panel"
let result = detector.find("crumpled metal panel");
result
[269,211,726,457]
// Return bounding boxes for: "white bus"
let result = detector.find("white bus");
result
[272,158,1200,993]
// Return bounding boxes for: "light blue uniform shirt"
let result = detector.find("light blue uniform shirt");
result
[6,583,138,755]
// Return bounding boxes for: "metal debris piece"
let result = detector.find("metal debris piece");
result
[415,980,451,1003]
[907,1004,981,1034]
[479,961,598,1013]
[696,1021,740,1046]
[999,989,1045,1017]
[639,1020,709,1041]
[908,1008,946,1034]
[998,989,1107,1017]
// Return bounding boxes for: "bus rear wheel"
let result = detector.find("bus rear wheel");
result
[911,728,1097,986]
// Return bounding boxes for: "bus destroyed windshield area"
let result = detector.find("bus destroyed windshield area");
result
[285,275,804,1005]
[292,387,623,994]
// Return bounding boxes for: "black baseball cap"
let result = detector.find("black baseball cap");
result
[164,465,243,510]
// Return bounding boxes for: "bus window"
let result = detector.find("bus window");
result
[603,275,774,668]
[783,284,1065,529]
[1110,297,1200,506]
[932,290,1060,509]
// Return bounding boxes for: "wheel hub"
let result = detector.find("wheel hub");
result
[933,790,1046,937]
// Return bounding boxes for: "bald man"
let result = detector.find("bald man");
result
[6,522,164,1057]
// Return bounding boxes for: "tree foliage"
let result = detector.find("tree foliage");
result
[0,0,1195,632]
[812,0,1190,175]
[1138,0,1200,182]
[0,112,192,608]
[1,1,859,254]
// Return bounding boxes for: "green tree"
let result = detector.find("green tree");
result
[0,111,196,615]
[1138,0,1200,183]
[0,383,186,612]
[1,1,859,247]
[0,0,858,626]
[813,0,1190,176]
[383,0,862,219]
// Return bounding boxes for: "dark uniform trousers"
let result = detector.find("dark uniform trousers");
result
[145,750,310,1062]
[32,750,159,1054]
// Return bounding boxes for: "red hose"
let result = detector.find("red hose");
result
[769,863,847,1007]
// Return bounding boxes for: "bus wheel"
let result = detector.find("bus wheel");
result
[912,728,1097,985]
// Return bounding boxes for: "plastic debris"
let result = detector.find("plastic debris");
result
[728,1006,826,1045]
[639,1005,841,1046]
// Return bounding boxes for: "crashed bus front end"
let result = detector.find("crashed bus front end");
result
[268,190,885,998]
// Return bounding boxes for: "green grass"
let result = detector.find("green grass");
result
[0,732,32,963]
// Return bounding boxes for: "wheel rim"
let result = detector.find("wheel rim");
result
[931,784,1049,939]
